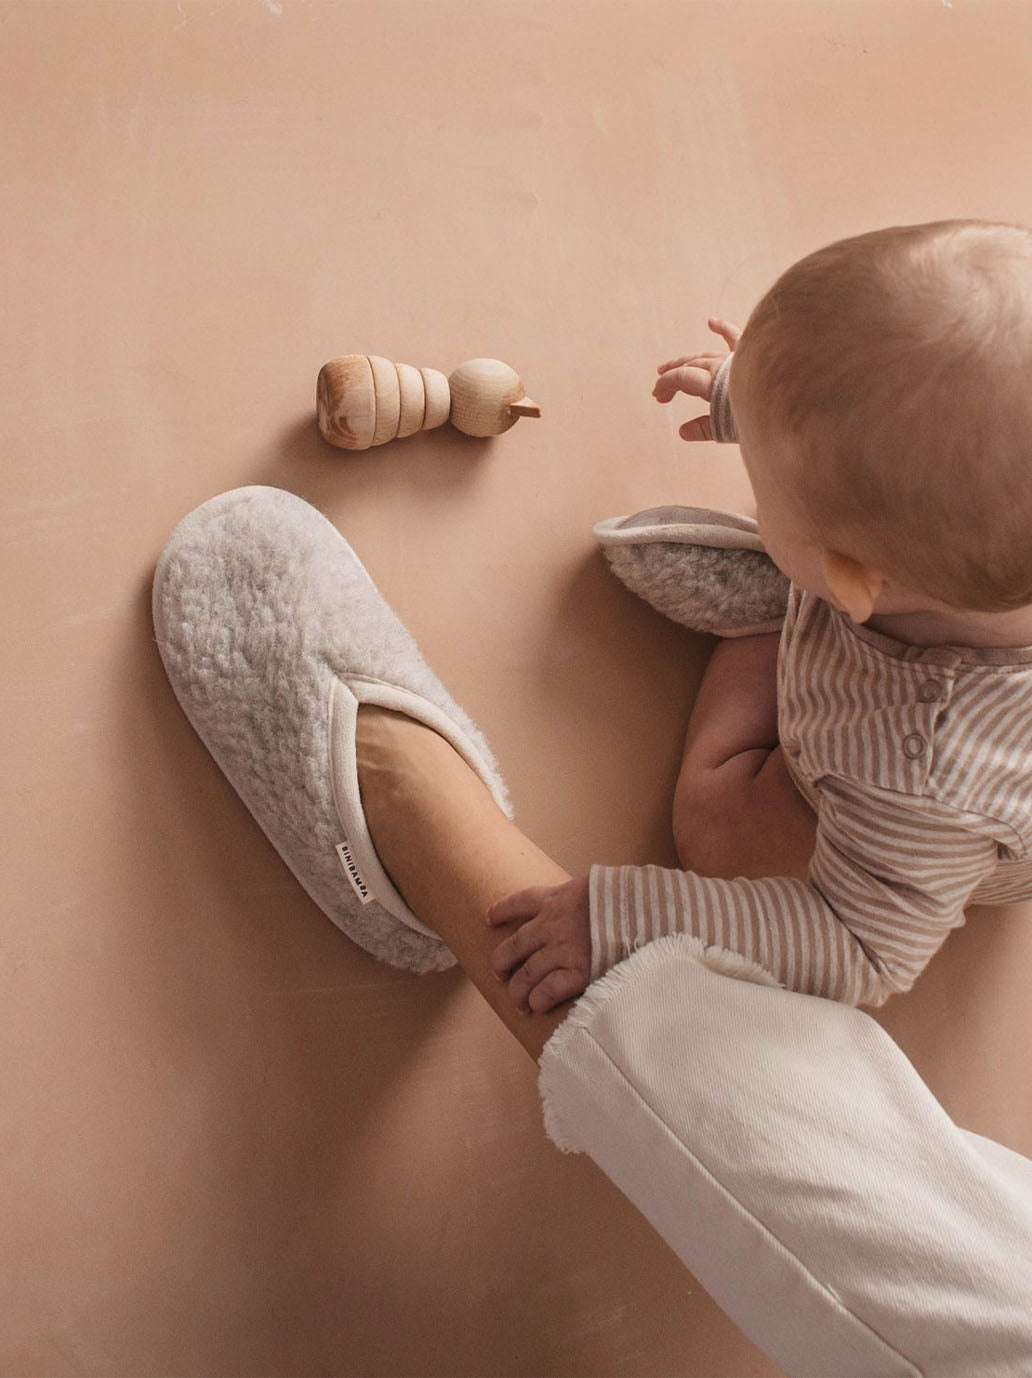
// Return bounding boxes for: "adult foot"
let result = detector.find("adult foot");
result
[354,704,573,1060]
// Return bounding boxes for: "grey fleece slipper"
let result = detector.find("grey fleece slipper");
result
[592,507,782,633]
[593,505,790,637]
[152,485,512,975]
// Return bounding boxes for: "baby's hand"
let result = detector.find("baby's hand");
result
[654,316,741,440]
[486,874,592,1014]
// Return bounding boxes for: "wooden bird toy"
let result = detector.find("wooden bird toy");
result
[316,355,541,450]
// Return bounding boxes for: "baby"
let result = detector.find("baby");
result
[488,219,1032,1011]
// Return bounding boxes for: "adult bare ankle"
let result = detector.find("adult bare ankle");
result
[353,704,573,1063]
[354,706,507,889]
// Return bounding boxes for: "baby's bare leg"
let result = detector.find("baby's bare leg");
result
[355,706,574,1062]
[672,632,817,882]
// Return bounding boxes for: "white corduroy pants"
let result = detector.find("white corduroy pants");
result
[538,934,1032,1378]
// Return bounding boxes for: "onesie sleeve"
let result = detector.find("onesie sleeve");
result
[589,776,1002,1006]
[708,353,738,443]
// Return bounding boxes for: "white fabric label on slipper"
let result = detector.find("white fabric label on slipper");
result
[336,840,373,905]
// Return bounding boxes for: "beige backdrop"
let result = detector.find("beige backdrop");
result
[4,2,1032,1374]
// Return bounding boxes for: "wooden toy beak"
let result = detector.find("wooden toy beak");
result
[508,396,541,419]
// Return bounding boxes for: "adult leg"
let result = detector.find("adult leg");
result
[356,699,1032,1377]
[539,933,1032,1377]
[355,704,574,1062]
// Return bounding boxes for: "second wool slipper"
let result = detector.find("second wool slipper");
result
[593,505,790,637]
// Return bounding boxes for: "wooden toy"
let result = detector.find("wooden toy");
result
[316,354,541,450]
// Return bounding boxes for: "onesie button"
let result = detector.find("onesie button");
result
[918,680,944,702]
[903,733,927,759]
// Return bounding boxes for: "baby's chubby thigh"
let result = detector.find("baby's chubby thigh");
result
[672,743,816,883]
[671,632,816,881]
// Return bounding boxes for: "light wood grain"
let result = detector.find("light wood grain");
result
[316,354,376,449]
[448,357,540,437]
[420,365,451,431]
[368,353,402,446]
[395,361,426,438]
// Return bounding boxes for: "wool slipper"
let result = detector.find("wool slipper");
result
[593,505,790,637]
[152,485,513,976]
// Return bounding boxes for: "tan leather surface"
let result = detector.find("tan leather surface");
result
[3,2,1031,1373]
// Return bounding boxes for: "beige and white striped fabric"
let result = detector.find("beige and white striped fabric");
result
[590,585,1032,1006]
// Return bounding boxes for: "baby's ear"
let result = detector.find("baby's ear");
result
[821,550,885,624]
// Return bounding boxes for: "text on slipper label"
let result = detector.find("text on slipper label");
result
[336,841,373,904]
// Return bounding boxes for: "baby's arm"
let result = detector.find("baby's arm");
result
[487,778,1002,1012]
[591,778,1001,1008]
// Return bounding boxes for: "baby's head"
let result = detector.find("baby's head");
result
[729,219,1032,618]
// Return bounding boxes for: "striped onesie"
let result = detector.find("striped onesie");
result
[589,563,1032,1008]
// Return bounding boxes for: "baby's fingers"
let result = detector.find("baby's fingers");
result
[653,363,716,404]
[680,415,714,442]
[657,352,722,374]
[505,945,586,1014]
[708,316,742,349]
[486,885,552,927]
[527,968,589,1014]
[658,317,741,374]
[491,923,546,983]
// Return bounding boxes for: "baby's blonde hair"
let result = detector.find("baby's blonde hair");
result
[733,219,1032,611]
